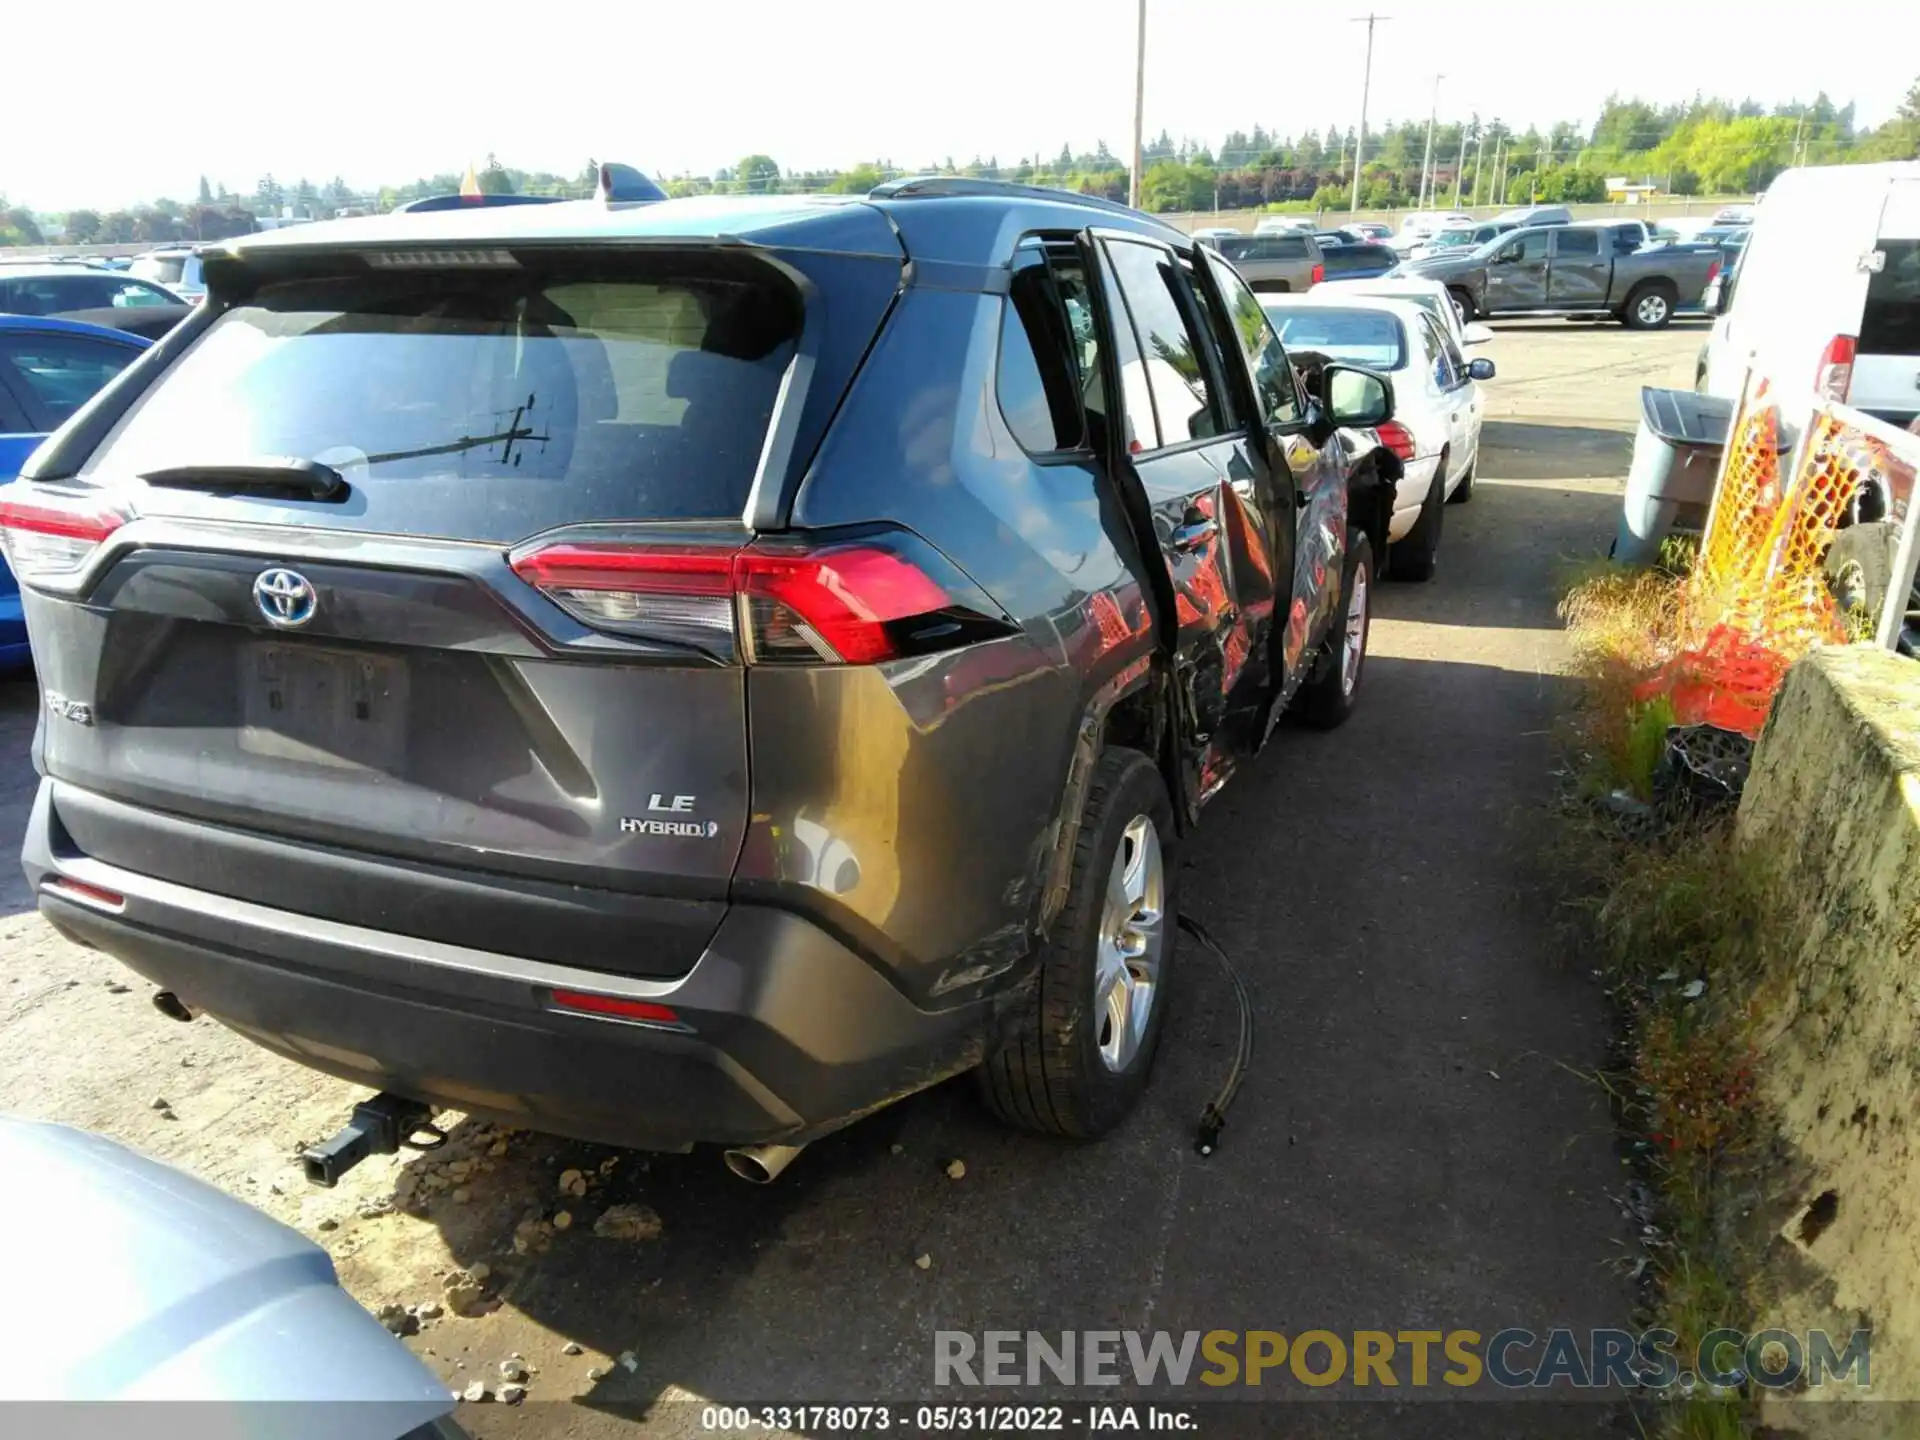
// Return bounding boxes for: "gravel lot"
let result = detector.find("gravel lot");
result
[0,318,1704,1437]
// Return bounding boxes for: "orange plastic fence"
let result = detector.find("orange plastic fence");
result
[1637,399,1876,736]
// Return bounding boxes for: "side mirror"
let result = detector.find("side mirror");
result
[1323,364,1394,428]
[1463,322,1494,346]
[1467,358,1496,381]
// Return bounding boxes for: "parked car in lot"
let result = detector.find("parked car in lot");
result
[1263,293,1493,580]
[1316,241,1399,282]
[1216,230,1326,291]
[1699,163,1920,628]
[47,303,193,341]
[1343,222,1394,243]
[0,265,184,315]
[0,314,150,666]
[1700,162,1919,428]
[1312,275,1494,351]
[0,1116,460,1432]
[1410,220,1511,259]
[1397,222,1721,328]
[1492,204,1572,228]
[1390,210,1475,253]
[5,179,1408,1174]
[128,247,208,302]
[1712,204,1754,226]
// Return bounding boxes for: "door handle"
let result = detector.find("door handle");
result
[1170,516,1219,552]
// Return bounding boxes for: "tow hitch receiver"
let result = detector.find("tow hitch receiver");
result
[301,1093,445,1188]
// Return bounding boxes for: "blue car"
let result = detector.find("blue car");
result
[0,314,149,666]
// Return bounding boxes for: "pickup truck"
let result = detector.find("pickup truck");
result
[1396,222,1721,329]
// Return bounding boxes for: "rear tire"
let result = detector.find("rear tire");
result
[1448,288,1475,325]
[1620,283,1675,330]
[1390,452,1445,582]
[1447,458,1475,504]
[1824,521,1898,631]
[977,748,1177,1139]
[1296,530,1374,729]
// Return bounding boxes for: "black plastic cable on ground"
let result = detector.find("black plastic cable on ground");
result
[1177,913,1253,1157]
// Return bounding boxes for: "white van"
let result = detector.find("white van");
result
[1700,162,1920,427]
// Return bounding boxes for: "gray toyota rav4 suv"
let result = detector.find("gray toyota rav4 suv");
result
[6,178,1401,1176]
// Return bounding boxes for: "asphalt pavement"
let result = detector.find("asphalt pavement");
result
[0,319,1708,1438]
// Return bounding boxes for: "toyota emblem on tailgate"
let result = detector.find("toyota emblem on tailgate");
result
[254,568,318,628]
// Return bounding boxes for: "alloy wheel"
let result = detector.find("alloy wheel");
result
[1094,815,1166,1072]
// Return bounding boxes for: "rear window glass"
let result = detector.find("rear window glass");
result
[1219,235,1308,262]
[86,256,801,537]
[1861,240,1920,356]
[1321,244,1393,275]
[1266,307,1406,369]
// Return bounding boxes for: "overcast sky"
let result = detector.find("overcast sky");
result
[8,0,1915,211]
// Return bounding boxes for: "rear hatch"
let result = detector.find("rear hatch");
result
[10,236,902,978]
[1852,181,1920,424]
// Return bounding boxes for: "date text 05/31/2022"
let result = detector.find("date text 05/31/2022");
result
[699,1405,1196,1432]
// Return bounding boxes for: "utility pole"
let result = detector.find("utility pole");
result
[1491,134,1505,207]
[1349,13,1388,215]
[1452,117,1470,208]
[1129,0,1147,209]
[1471,126,1487,207]
[1790,111,1806,169]
[1417,73,1443,209]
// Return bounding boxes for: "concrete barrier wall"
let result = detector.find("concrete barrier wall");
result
[1736,644,1920,1411]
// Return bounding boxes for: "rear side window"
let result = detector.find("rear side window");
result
[86,255,802,537]
[998,246,1091,453]
[1861,240,1920,355]
[0,332,141,428]
[1103,239,1226,449]
[1555,230,1601,257]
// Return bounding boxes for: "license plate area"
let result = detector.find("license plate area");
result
[240,642,409,772]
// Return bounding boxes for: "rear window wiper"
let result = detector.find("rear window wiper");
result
[140,458,346,501]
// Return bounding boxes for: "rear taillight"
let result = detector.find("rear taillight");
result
[1705,256,1722,289]
[1375,421,1418,461]
[0,487,129,593]
[1310,263,1325,285]
[509,536,972,666]
[1815,334,1856,403]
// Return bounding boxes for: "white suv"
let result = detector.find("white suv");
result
[128,248,206,302]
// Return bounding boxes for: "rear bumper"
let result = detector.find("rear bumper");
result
[23,781,991,1150]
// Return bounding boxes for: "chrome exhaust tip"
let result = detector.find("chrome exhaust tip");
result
[722,1143,806,1184]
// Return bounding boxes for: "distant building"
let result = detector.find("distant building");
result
[1605,177,1660,204]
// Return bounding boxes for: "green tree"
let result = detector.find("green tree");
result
[734,154,781,193]
[1139,161,1211,213]
[476,154,514,196]
[253,174,284,213]
[196,175,213,204]
[1,206,44,245]
[64,209,102,243]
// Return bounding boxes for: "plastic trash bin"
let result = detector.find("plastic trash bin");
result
[1614,388,1735,565]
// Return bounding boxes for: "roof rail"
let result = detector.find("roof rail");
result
[868,175,1151,224]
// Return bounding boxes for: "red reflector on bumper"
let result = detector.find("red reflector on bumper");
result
[549,989,686,1028]
[43,877,126,912]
